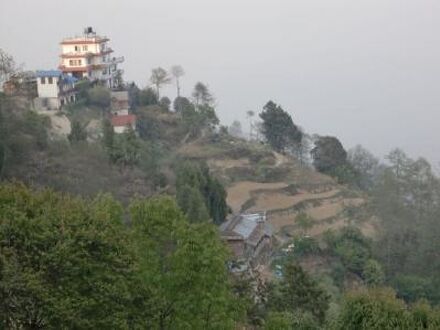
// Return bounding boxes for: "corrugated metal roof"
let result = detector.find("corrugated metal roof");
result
[36,70,62,77]
[233,214,262,239]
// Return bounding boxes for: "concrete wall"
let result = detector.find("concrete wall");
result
[61,42,102,55]
[37,76,59,98]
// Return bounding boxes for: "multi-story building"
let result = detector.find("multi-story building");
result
[59,27,123,88]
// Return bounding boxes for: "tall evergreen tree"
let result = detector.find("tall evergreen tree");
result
[259,101,302,153]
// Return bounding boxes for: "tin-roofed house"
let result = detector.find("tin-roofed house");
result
[35,70,77,110]
[220,212,272,269]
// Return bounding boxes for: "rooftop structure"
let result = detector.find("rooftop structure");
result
[59,27,123,88]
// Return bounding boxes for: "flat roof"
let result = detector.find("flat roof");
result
[36,70,62,77]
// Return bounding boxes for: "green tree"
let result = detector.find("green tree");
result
[269,262,330,324]
[177,183,210,223]
[362,259,385,286]
[136,107,162,141]
[325,227,372,275]
[129,197,240,329]
[139,87,159,106]
[0,184,141,328]
[68,119,87,143]
[175,161,228,224]
[159,96,171,111]
[173,96,192,113]
[311,136,348,176]
[348,145,380,189]
[150,67,171,99]
[181,103,219,138]
[259,101,302,153]
[264,311,319,330]
[113,126,140,166]
[192,81,214,106]
[334,288,421,330]
[87,85,111,109]
[74,79,92,102]
[371,150,440,304]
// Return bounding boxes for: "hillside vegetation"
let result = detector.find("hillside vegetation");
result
[1,69,440,329]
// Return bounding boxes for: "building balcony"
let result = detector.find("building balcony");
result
[59,65,90,73]
[60,48,114,59]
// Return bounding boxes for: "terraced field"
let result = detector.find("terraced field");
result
[179,140,376,241]
[222,151,375,242]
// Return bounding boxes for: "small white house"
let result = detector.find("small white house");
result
[36,70,77,110]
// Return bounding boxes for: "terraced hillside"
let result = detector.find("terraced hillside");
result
[178,137,377,245]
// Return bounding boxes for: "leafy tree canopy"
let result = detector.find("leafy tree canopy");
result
[311,136,348,176]
[259,101,302,153]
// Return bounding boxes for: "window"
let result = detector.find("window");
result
[74,45,79,51]
[69,60,74,66]
[78,59,82,66]
[83,45,88,51]
[41,77,46,84]
[48,77,53,84]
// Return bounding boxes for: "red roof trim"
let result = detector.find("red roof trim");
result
[60,38,109,45]
[111,114,136,127]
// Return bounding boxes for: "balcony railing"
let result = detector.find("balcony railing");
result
[111,56,124,64]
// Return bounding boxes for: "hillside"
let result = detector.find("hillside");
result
[2,89,440,329]
[178,137,376,239]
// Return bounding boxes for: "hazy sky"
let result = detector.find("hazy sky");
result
[1,0,439,164]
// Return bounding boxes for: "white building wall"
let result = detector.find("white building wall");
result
[114,126,126,134]
[37,76,59,98]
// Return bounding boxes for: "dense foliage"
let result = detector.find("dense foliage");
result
[334,288,440,329]
[371,149,440,305]
[176,161,228,224]
[259,101,302,153]
[0,184,241,329]
[267,262,330,325]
